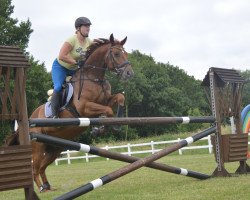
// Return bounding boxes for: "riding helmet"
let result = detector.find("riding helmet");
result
[75,17,92,28]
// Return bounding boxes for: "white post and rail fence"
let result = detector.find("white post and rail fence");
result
[54,134,221,165]
[55,134,250,165]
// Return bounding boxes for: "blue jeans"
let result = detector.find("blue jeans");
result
[52,59,75,92]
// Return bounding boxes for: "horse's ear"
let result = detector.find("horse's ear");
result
[110,33,115,45]
[120,36,127,46]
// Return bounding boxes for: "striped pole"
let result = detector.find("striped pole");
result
[29,116,215,127]
[53,126,216,200]
[30,133,210,180]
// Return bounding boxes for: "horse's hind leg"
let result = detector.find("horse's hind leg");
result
[33,164,43,192]
[39,148,62,192]
[32,143,45,192]
[83,102,114,136]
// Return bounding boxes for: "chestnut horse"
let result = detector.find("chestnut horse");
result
[29,34,134,192]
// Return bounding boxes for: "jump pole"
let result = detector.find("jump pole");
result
[29,116,215,127]
[30,133,210,180]
[54,126,216,200]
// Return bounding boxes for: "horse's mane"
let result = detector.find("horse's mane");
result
[85,38,110,60]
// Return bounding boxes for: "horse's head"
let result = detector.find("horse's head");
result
[104,34,134,80]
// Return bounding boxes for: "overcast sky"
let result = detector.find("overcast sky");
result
[11,0,250,80]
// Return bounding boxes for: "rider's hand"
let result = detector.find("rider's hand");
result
[76,60,85,68]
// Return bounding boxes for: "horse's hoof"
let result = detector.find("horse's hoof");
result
[39,182,56,193]
[91,126,105,137]
[39,188,48,193]
[40,188,57,193]
[91,127,99,137]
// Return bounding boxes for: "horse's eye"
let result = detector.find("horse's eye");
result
[114,52,120,57]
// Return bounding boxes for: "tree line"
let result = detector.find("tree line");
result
[1,0,250,144]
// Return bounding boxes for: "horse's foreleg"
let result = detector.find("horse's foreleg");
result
[107,93,125,132]
[108,93,125,118]
[83,102,114,117]
[82,102,114,135]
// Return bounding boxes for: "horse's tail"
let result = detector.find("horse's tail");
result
[3,130,20,146]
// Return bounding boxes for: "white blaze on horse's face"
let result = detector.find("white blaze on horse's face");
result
[119,61,134,81]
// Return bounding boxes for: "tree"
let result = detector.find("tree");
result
[107,50,209,139]
[0,0,52,116]
[240,70,250,107]
[26,56,52,115]
[0,0,51,145]
[0,0,33,50]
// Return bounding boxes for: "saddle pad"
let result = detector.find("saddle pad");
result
[45,83,73,118]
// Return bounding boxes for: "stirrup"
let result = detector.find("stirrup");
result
[52,115,59,119]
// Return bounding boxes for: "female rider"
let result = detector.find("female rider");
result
[50,17,92,118]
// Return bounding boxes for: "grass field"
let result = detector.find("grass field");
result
[1,153,250,200]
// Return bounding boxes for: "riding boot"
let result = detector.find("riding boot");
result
[50,91,62,118]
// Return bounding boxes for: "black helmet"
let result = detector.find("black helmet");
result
[75,17,92,28]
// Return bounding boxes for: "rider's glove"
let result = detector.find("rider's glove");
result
[76,60,85,68]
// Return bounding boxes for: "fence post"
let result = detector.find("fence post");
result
[67,150,71,165]
[178,138,183,155]
[105,146,109,161]
[230,116,236,134]
[128,143,131,156]
[85,153,89,162]
[208,135,213,154]
[151,141,155,154]
[55,159,58,166]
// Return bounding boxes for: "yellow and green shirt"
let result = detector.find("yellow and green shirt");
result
[58,35,92,70]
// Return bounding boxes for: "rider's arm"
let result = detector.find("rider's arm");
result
[58,42,77,65]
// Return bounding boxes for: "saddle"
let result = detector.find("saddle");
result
[45,77,74,118]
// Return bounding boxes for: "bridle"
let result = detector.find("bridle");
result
[104,45,131,77]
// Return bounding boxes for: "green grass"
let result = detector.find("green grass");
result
[1,154,250,200]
